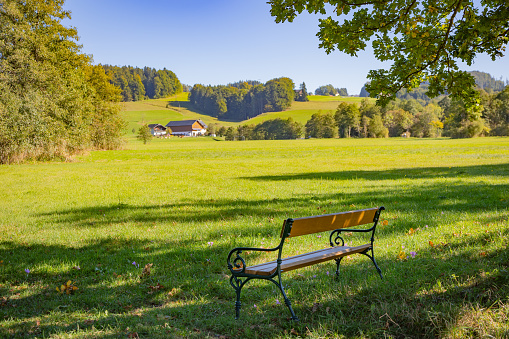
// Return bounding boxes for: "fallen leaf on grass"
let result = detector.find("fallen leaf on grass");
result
[140,263,153,278]
[56,280,78,294]
[147,283,164,294]
[397,251,407,261]
[312,303,321,313]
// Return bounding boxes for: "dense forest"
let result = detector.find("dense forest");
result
[102,65,183,101]
[189,78,296,120]
[213,84,509,140]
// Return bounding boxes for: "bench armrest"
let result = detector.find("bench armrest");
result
[330,226,377,246]
[227,245,280,275]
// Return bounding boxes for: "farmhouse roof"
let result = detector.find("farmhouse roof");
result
[165,120,207,129]
[148,124,166,129]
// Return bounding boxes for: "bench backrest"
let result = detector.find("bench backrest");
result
[280,207,380,238]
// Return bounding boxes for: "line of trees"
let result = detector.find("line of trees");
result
[322,86,509,139]
[210,118,303,141]
[189,78,295,121]
[211,84,509,141]
[0,0,125,164]
[315,84,348,96]
[102,65,182,102]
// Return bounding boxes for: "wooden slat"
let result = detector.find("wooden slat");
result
[241,244,371,276]
[284,208,378,238]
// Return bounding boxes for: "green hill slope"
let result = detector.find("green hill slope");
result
[122,94,375,134]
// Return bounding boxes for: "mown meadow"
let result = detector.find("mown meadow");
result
[1,136,508,338]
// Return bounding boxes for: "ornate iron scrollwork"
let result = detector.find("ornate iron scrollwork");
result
[227,250,246,274]
[329,229,345,247]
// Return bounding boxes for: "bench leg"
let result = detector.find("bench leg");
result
[230,276,252,319]
[235,290,242,320]
[271,274,298,321]
[363,249,383,280]
[334,257,344,277]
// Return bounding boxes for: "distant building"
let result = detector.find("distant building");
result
[165,120,207,137]
[148,124,167,136]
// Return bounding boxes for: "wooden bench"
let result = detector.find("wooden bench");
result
[227,206,385,320]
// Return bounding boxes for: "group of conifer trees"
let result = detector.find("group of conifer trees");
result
[189,78,295,120]
[102,66,183,102]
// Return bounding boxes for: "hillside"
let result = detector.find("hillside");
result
[122,94,374,134]
[359,70,508,102]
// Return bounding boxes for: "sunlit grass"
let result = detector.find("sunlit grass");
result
[0,137,508,337]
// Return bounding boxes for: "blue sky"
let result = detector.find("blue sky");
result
[63,0,509,95]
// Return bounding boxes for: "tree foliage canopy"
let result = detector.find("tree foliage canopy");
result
[269,0,509,110]
[102,65,182,101]
[0,0,125,163]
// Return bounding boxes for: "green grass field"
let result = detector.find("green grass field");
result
[0,136,508,338]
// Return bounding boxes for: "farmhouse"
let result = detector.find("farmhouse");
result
[165,120,207,137]
[148,124,167,136]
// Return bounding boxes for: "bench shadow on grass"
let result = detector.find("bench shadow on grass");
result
[2,163,508,336]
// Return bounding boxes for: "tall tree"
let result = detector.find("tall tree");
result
[269,0,509,111]
[335,103,360,138]
[296,82,309,101]
[264,77,295,111]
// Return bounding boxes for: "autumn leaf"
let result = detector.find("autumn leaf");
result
[140,263,153,278]
[56,280,78,294]
[382,220,389,226]
[148,283,164,292]
[397,251,407,261]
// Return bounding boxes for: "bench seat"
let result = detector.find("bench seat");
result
[240,243,372,276]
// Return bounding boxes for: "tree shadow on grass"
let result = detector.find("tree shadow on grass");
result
[34,175,508,242]
[0,237,242,337]
[241,163,509,182]
[269,228,509,338]
[3,163,508,336]
[2,223,508,337]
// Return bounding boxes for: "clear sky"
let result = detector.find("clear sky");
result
[63,0,509,95]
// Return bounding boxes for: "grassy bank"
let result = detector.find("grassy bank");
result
[0,137,508,338]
